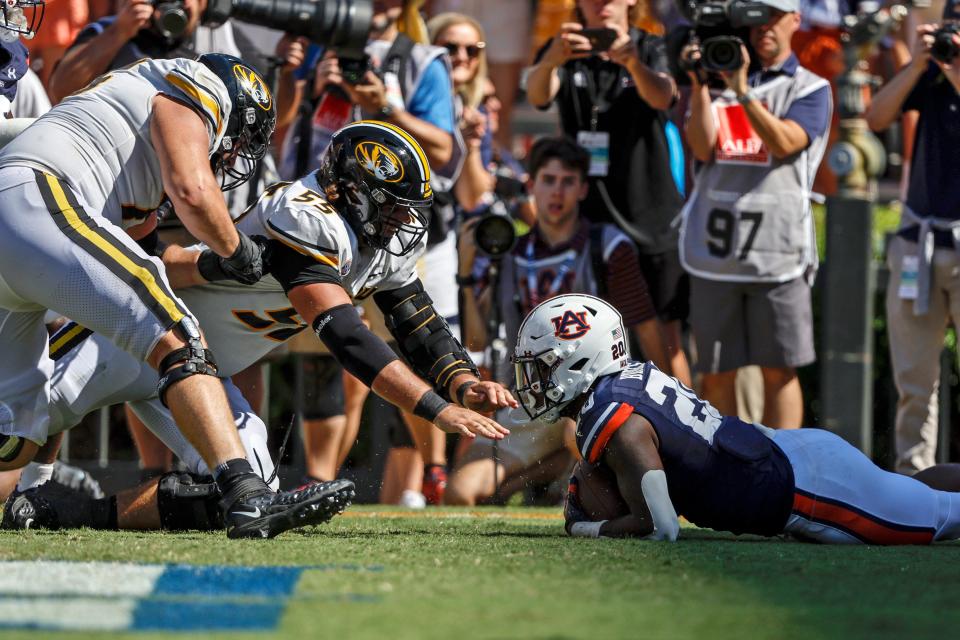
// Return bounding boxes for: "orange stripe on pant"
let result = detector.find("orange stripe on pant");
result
[792,492,934,545]
[587,403,634,464]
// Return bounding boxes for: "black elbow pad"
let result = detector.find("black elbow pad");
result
[374,281,480,399]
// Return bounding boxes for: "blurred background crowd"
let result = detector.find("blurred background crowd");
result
[4,0,958,507]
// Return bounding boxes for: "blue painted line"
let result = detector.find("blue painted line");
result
[132,600,284,632]
[153,565,304,598]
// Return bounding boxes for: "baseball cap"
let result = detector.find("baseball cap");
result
[756,0,801,12]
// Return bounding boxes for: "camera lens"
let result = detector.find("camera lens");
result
[154,3,189,39]
[931,27,960,64]
[702,36,742,72]
[204,0,374,59]
[474,214,516,258]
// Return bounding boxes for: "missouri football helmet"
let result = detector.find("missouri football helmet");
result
[0,0,43,41]
[197,53,276,191]
[514,294,629,422]
[316,120,433,256]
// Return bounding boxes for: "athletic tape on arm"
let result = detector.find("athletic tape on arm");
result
[641,469,679,541]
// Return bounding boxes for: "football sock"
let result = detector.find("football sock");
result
[90,496,118,530]
[214,458,266,498]
[17,462,54,491]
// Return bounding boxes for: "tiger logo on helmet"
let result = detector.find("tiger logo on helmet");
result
[356,141,403,183]
[316,120,433,257]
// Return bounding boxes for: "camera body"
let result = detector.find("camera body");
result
[340,53,382,85]
[677,0,771,73]
[931,23,960,64]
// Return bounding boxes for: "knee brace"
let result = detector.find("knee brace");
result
[156,472,224,531]
[0,434,24,463]
[156,317,219,407]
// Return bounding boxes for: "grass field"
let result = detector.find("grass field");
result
[1,506,959,639]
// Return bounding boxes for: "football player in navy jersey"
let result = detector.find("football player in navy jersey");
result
[514,294,960,544]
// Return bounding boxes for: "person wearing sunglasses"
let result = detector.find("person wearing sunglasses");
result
[526,0,691,390]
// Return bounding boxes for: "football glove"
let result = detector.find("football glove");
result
[198,232,270,285]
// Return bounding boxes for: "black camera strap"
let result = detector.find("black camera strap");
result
[581,62,620,130]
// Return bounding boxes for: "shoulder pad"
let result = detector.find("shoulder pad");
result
[576,380,634,465]
[263,180,350,274]
[162,59,233,149]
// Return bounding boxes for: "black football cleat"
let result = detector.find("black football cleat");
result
[222,477,355,539]
[1,481,96,530]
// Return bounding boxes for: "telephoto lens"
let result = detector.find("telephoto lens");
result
[204,0,373,59]
[473,213,517,259]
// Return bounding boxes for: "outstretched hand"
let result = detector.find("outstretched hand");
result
[460,380,518,413]
[434,405,510,440]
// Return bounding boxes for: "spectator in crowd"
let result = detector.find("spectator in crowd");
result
[275,0,462,505]
[526,0,691,388]
[428,0,533,151]
[447,136,667,506]
[20,0,94,89]
[680,0,831,429]
[429,11,491,213]
[865,2,960,474]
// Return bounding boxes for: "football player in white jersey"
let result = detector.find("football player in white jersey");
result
[0,52,362,539]
[3,120,514,532]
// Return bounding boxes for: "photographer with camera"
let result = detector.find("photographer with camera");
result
[680,0,831,430]
[865,0,960,474]
[525,0,691,388]
[446,136,668,506]
[48,1,303,103]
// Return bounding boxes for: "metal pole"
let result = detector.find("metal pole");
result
[819,11,899,452]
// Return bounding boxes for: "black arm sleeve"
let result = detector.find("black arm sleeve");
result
[312,304,399,387]
[268,240,343,293]
[373,280,480,400]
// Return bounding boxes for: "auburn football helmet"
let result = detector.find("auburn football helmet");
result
[0,0,43,41]
[197,53,276,191]
[514,294,629,422]
[316,120,433,256]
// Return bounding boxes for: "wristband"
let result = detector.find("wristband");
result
[569,520,607,538]
[454,380,478,406]
[455,274,477,287]
[413,390,450,422]
[737,89,759,105]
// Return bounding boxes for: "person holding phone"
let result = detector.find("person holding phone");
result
[525,0,691,388]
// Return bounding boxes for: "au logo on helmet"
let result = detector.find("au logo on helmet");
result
[551,310,591,340]
[232,64,272,111]
[355,141,404,183]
